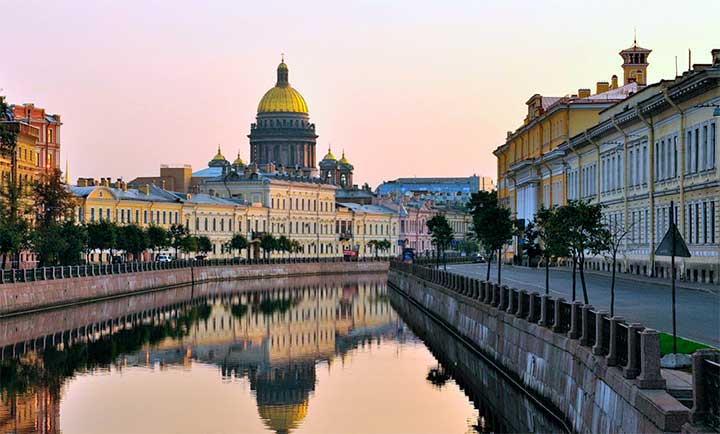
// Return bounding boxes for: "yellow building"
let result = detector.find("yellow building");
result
[494,43,647,259]
[562,49,719,283]
[0,121,40,190]
[336,202,399,257]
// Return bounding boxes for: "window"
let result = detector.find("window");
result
[162,211,166,225]
[144,210,148,224]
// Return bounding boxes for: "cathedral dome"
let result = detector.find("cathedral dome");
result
[257,60,309,114]
[321,147,336,161]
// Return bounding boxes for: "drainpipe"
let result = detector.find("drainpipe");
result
[635,104,656,276]
[611,115,630,269]
[568,145,582,201]
[583,131,602,203]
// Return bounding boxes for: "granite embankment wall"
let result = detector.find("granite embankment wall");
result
[0,261,388,316]
[389,267,690,434]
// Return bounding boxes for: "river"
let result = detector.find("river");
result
[0,272,564,433]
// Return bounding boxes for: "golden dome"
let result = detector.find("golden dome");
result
[339,150,350,165]
[212,145,225,161]
[257,61,308,114]
[322,146,336,161]
[233,151,245,165]
[257,401,309,433]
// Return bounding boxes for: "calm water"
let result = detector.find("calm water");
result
[0,273,563,434]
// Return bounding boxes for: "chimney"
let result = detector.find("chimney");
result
[712,49,720,67]
[578,88,591,98]
[100,178,109,187]
[611,75,619,89]
[139,184,150,195]
[161,179,167,190]
[596,81,610,94]
[77,178,87,187]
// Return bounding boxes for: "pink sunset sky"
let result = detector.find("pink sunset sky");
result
[1,0,716,188]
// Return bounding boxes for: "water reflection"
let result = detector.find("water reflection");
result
[0,274,562,433]
[0,275,426,434]
[389,288,567,434]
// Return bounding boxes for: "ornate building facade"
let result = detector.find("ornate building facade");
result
[249,60,318,176]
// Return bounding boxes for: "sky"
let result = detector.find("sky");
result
[1,0,717,188]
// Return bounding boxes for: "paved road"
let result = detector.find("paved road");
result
[447,263,720,347]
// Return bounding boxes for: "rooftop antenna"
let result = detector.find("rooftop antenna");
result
[633,27,637,45]
[281,52,284,63]
[675,56,678,77]
[688,49,692,71]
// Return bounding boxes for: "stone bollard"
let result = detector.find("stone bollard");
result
[489,284,498,307]
[539,295,551,327]
[506,288,517,314]
[483,282,491,303]
[580,305,595,346]
[528,292,540,323]
[688,349,720,423]
[516,290,528,318]
[499,286,509,311]
[592,310,609,356]
[552,298,565,333]
[623,323,644,379]
[607,316,625,366]
[636,329,668,389]
[568,301,583,339]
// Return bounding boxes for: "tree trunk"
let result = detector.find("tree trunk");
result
[497,248,502,285]
[544,254,550,295]
[579,255,589,305]
[486,252,491,281]
[571,257,576,301]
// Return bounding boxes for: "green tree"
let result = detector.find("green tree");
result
[31,169,75,228]
[290,240,303,255]
[145,226,169,259]
[602,219,632,316]
[555,200,610,304]
[457,240,479,256]
[86,220,117,263]
[197,236,212,256]
[467,191,514,283]
[533,206,568,295]
[426,214,454,269]
[58,221,88,265]
[376,239,392,257]
[117,225,148,260]
[31,225,65,267]
[0,96,29,268]
[275,235,291,257]
[168,224,189,258]
[260,234,276,259]
[180,235,198,256]
[227,233,249,257]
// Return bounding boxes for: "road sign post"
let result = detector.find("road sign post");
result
[654,201,691,358]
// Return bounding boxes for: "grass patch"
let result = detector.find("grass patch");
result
[659,332,713,356]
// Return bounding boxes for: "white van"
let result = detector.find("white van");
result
[155,254,172,262]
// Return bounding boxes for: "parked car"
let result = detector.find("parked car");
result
[472,254,486,263]
[194,255,207,262]
[155,254,172,263]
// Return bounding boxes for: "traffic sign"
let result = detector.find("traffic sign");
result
[655,224,691,258]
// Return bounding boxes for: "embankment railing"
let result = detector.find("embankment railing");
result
[0,256,390,285]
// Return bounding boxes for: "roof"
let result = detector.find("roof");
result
[69,184,181,203]
[192,167,224,178]
[337,202,395,215]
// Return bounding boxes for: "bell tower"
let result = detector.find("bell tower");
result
[619,37,651,86]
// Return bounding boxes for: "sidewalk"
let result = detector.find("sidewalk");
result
[506,264,719,295]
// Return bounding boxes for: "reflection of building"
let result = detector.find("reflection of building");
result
[143,277,394,433]
[0,369,60,434]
